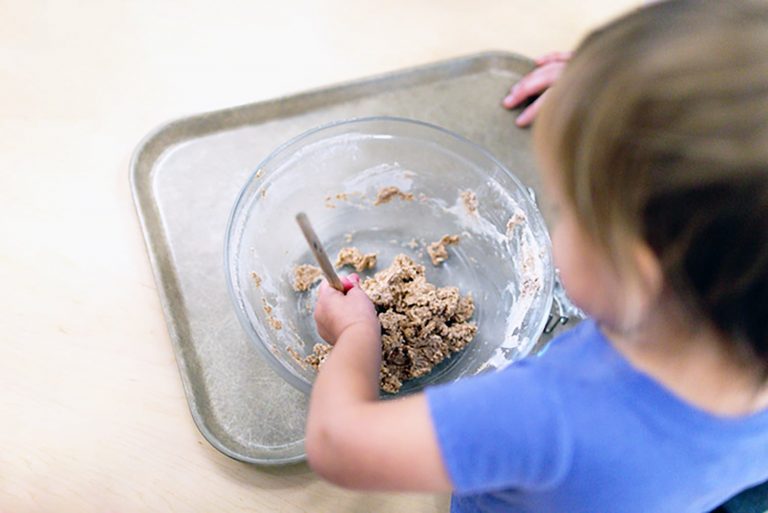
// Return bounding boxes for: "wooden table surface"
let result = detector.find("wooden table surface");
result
[1,1,639,511]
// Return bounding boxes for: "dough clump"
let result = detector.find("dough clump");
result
[427,234,460,266]
[293,264,323,292]
[335,247,377,272]
[304,343,332,368]
[374,186,414,205]
[461,190,478,215]
[296,255,476,394]
[363,254,476,393]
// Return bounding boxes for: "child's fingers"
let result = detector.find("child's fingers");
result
[535,51,572,66]
[317,279,344,305]
[318,276,365,307]
[502,63,562,109]
[314,274,376,344]
[502,73,543,109]
[515,91,547,127]
[317,279,332,297]
[345,285,371,303]
[321,276,352,292]
[341,273,361,292]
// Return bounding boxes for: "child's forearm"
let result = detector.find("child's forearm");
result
[310,323,382,407]
[305,323,382,477]
[305,321,452,491]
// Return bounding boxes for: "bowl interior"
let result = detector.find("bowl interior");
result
[226,117,553,395]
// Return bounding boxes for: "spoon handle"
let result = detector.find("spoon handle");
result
[295,212,345,292]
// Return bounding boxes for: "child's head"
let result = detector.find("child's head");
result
[535,0,768,360]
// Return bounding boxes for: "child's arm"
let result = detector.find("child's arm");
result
[305,275,452,492]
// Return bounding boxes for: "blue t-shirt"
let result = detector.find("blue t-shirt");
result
[426,320,768,513]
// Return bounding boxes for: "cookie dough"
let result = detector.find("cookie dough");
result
[363,254,476,393]
[304,343,332,369]
[297,254,476,393]
[287,346,304,367]
[461,190,478,215]
[335,247,377,272]
[250,271,262,288]
[374,186,414,205]
[262,300,282,330]
[293,264,323,292]
[427,234,460,266]
[506,211,527,235]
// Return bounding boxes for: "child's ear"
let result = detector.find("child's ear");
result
[620,239,664,331]
[632,240,663,302]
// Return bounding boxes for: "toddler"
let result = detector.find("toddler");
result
[306,1,768,511]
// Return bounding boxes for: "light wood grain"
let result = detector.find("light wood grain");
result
[0,1,640,511]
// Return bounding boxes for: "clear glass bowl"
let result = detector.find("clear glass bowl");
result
[225,117,554,395]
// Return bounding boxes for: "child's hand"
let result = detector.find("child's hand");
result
[314,274,380,345]
[503,51,572,127]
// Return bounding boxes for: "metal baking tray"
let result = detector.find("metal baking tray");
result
[130,51,570,465]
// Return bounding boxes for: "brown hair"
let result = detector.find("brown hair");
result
[536,0,768,359]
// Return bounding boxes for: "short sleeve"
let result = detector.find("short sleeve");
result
[425,359,573,495]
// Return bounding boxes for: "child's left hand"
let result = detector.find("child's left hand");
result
[503,51,571,127]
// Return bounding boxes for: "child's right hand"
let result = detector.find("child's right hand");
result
[313,274,380,345]
[308,278,451,493]
[502,51,571,127]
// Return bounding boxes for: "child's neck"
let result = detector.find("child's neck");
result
[602,301,768,417]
